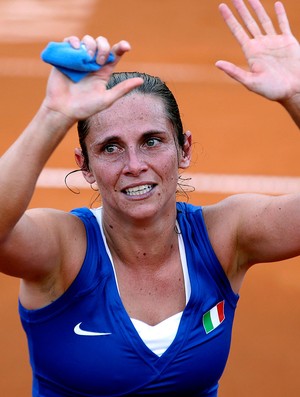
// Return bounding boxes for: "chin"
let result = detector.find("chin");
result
[120,198,175,224]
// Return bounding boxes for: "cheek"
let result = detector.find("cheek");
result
[158,155,179,184]
[91,162,122,192]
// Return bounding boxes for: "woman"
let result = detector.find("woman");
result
[1,0,300,396]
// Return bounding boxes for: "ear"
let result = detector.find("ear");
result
[74,148,96,184]
[178,131,192,169]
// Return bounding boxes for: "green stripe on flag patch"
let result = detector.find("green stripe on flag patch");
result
[203,301,225,334]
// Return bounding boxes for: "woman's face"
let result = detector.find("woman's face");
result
[76,94,190,223]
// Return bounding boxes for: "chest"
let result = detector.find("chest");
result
[20,205,239,396]
[113,255,186,326]
[20,275,235,397]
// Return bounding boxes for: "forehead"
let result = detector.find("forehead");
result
[88,93,171,136]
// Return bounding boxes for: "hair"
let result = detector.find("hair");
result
[77,71,185,171]
[68,72,193,202]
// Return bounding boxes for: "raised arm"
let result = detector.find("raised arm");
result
[215,0,300,127]
[0,35,143,280]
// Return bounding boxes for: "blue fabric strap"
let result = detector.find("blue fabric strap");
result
[41,41,115,83]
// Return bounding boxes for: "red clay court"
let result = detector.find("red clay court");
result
[0,0,300,395]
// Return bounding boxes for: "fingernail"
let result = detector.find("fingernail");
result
[98,55,106,65]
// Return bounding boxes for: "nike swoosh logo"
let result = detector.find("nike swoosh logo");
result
[74,322,112,336]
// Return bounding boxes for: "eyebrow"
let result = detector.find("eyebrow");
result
[90,130,168,150]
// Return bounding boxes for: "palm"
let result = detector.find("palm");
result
[242,29,300,100]
[43,42,143,123]
[45,68,111,119]
[216,0,300,101]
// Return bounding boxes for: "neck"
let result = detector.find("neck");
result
[102,205,178,269]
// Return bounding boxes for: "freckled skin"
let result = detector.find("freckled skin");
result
[74,92,191,325]
[82,94,187,226]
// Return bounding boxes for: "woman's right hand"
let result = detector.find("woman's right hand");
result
[41,35,144,126]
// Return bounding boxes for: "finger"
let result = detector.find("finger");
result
[218,3,250,46]
[275,1,292,35]
[95,36,111,65]
[81,34,97,57]
[248,0,276,35]
[215,60,252,86]
[63,36,81,49]
[105,40,131,67]
[231,0,263,37]
[102,77,144,107]
[111,40,131,57]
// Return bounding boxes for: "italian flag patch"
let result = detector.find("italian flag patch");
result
[202,301,225,334]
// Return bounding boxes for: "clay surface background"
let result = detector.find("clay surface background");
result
[0,0,300,395]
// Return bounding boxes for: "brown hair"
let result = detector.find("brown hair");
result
[77,71,185,171]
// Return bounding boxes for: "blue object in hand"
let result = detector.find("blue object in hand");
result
[41,41,115,83]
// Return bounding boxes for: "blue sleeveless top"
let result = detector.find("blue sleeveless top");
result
[19,202,239,397]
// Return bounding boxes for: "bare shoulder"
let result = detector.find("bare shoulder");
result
[202,194,245,231]
[201,194,271,287]
[26,207,86,238]
[0,207,86,283]
[17,207,87,309]
[201,193,291,292]
[202,193,271,227]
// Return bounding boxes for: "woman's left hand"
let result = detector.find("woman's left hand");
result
[216,0,300,103]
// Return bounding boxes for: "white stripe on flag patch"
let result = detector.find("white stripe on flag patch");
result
[203,301,225,334]
[210,305,221,328]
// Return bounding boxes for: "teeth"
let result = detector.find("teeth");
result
[125,184,153,196]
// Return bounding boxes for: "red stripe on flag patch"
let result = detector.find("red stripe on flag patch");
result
[217,300,225,322]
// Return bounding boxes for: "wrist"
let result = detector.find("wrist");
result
[39,100,77,134]
[279,93,300,129]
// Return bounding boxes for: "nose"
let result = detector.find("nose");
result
[123,146,148,176]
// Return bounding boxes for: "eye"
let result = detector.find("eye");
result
[104,144,118,153]
[145,137,160,147]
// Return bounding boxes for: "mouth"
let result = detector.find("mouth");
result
[123,184,155,196]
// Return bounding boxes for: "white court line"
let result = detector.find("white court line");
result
[0,0,232,84]
[37,168,300,195]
